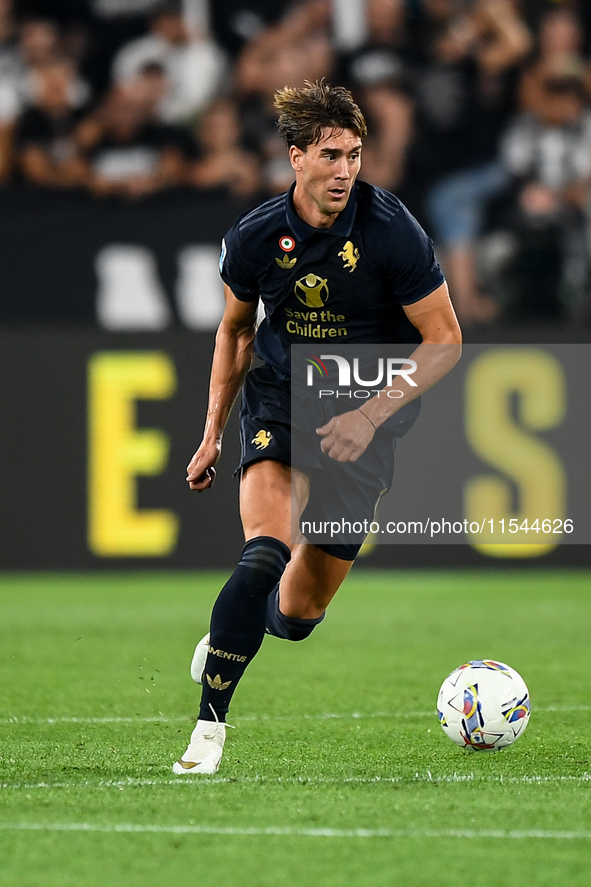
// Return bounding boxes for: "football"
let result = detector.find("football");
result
[437,660,531,751]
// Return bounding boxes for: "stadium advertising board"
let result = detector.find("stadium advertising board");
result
[291,344,590,558]
[0,331,589,569]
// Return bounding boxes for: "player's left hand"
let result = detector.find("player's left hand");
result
[316,409,375,462]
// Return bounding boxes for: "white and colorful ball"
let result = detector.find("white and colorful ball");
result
[437,660,531,751]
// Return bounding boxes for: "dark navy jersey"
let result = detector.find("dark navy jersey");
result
[219,180,445,379]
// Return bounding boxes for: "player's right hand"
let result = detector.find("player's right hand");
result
[186,442,221,492]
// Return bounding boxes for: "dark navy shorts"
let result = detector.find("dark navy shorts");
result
[237,365,419,561]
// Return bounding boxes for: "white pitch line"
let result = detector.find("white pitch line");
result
[0,822,590,840]
[2,773,591,791]
[1,705,589,726]
[0,713,414,725]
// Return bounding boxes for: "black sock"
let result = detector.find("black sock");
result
[265,585,325,641]
[199,536,290,722]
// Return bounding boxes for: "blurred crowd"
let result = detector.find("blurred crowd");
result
[2,0,591,323]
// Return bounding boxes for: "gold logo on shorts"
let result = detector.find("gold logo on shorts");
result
[206,674,232,691]
[339,241,359,272]
[252,430,272,450]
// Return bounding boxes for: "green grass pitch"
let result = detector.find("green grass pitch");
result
[1,568,590,886]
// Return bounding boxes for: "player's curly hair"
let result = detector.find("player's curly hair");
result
[274,79,367,150]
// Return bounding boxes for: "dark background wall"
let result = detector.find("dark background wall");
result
[0,188,247,325]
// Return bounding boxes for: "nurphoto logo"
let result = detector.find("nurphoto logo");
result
[305,354,417,398]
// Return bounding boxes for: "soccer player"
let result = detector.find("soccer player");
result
[173,80,461,775]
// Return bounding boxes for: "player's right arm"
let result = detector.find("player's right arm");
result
[186,284,258,491]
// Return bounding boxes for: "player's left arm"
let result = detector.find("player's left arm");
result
[317,282,461,462]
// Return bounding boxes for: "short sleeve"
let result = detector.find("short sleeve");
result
[219,224,260,302]
[384,204,445,305]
